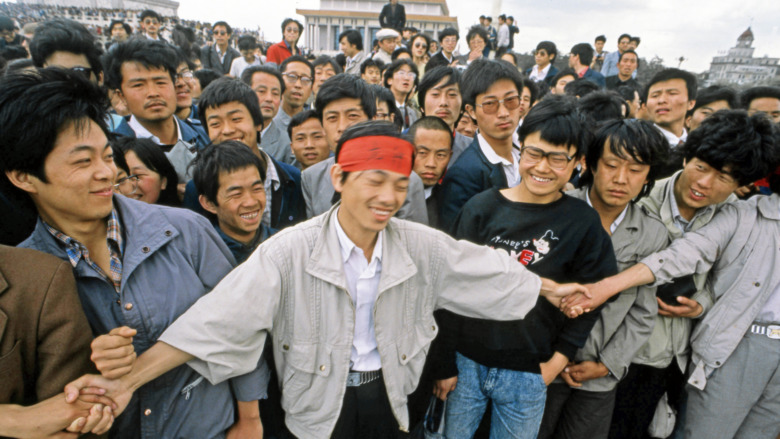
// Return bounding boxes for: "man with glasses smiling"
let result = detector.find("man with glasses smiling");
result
[439,59,525,231]
[274,55,314,135]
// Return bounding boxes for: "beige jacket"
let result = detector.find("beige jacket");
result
[160,203,543,438]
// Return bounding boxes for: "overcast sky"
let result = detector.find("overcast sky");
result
[178,0,780,73]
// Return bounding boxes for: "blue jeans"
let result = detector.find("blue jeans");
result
[444,352,547,439]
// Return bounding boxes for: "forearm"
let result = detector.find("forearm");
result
[122,342,193,393]
[237,400,260,420]
[597,264,655,301]
[0,405,26,437]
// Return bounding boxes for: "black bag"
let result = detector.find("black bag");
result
[410,396,447,439]
[656,274,697,306]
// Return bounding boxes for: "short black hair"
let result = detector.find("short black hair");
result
[438,27,459,43]
[102,39,178,89]
[279,54,314,78]
[139,10,162,22]
[370,83,398,117]
[522,77,540,107]
[498,50,518,66]
[4,58,34,75]
[680,110,780,186]
[465,25,489,45]
[212,21,232,34]
[0,68,108,201]
[618,33,631,43]
[237,35,257,51]
[407,116,453,149]
[616,84,641,103]
[595,35,606,43]
[564,78,599,98]
[618,49,638,62]
[108,20,132,36]
[579,118,669,200]
[360,57,382,74]
[0,15,16,31]
[339,29,363,51]
[551,68,576,87]
[114,137,179,206]
[110,142,130,175]
[383,58,419,90]
[418,66,461,114]
[570,42,594,66]
[643,68,697,103]
[461,59,523,108]
[192,140,267,206]
[198,77,263,129]
[312,55,343,75]
[740,86,780,109]
[577,90,627,123]
[0,45,27,62]
[518,95,585,158]
[287,109,320,139]
[30,18,104,75]
[629,36,641,45]
[194,69,222,92]
[392,47,412,61]
[240,65,285,95]
[688,85,738,117]
[535,41,557,61]
[315,74,376,120]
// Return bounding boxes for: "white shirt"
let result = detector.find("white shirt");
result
[261,151,281,227]
[477,133,521,187]
[230,55,261,78]
[128,115,183,144]
[529,64,551,82]
[655,124,688,148]
[497,23,509,48]
[585,189,628,234]
[334,208,384,371]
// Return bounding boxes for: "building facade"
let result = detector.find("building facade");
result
[297,0,457,53]
[707,27,779,86]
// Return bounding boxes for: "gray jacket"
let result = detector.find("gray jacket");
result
[344,51,367,75]
[450,132,472,168]
[644,194,780,390]
[261,119,294,165]
[159,203,544,438]
[635,171,736,369]
[20,195,269,439]
[568,188,668,391]
[301,156,429,224]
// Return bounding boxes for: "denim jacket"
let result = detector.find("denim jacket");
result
[20,195,268,439]
[159,203,544,438]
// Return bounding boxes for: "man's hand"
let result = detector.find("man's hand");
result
[0,392,114,438]
[539,352,569,385]
[541,279,592,317]
[734,183,756,198]
[91,326,137,379]
[64,402,114,435]
[562,361,609,387]
[65,374,133,417]
[468,50,482,62]
[433,376,458,401]
[657,297,703,318]
[560,282,611,318]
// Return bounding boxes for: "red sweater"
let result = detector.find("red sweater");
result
[266,41,297,64]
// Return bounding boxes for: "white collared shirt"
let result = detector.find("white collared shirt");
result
[667,175,711,233]
[529,64,551,82]
[655,124,688,148]
[334,208,384,371]
[477,133,521,187]
[262,151,281,227]
[585,189,628,234]
[128,115,183,144]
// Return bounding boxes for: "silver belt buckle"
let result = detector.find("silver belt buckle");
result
[347,372,361,387]
[768,325,780,340]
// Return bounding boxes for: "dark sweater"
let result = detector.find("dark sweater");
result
[430,189,617,378]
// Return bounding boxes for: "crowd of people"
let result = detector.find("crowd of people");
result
[0,4,780,439]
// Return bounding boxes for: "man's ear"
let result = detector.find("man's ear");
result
[5,170,39,194]
[160,177,167,191]
[464,104,477,123]
[330,162,345,194]
[686,99,696,112]
[198,194,219,215]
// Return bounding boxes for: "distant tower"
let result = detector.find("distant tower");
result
[707,27,779,85]
[736,27,754,48]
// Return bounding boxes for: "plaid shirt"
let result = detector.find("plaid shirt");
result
[43,209,124,293]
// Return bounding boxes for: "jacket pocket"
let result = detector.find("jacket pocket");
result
[395,320,437,395]
[280,342,333,416]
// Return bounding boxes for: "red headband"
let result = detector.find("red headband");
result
[337,135,415,176]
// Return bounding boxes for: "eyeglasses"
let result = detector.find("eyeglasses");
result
[214,30,228,35]
[70,66,93,80]
[176,70,194,81]
[282,72,313,86]
[414,43,428,49]
[520,146,574,170]
[113,175,139,196]
[476,95,520,114]
[394,70,417,79]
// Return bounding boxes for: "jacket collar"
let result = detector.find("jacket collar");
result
[306,203,417,295]
[757,193,780,220]
[468,136,507,186]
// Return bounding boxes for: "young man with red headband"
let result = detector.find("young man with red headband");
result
[65,120,588,439]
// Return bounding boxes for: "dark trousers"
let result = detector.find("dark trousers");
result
[609,360,686,439]
[538,383,616,439]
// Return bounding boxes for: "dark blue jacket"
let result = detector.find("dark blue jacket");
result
[183,155,306,230]
[582,67,606,89]
[524,65,560,87]
[438,137,509,233]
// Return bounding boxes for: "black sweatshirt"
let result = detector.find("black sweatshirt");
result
[430,188,617,378]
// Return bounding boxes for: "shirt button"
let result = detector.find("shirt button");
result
[124,303,133,310]
[116,300,121,305]
[401,354,407,360]
[164,230,172,237]
[754,282,761,287]
[142,246,150,253]
[319,365,326,371]
[432,325,436,331]
[282,344,290,351]
[659,259,664,263]
[144,408,152,416]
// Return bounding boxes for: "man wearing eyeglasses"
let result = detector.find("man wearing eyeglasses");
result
[138,10,166,43]
[439,59,525,232]
[273,55,314,135]
[200,21,240,76]
[431,96,616,438]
